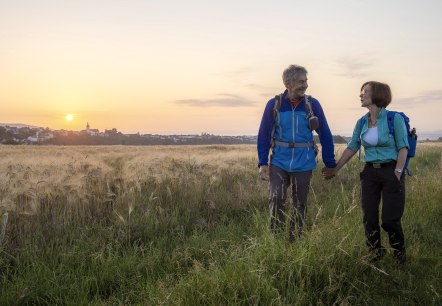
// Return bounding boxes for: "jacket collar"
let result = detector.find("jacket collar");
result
[282,89,305,103]
[365,107,386,120]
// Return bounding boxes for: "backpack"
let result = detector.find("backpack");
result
[358,111,417,175]
[270,94,319,155]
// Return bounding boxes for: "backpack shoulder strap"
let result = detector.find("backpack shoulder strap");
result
[387,111,397,135]
[271,95,282,147]
[304,95,314,118]
[273,95,281,117]
[388,110,411,130]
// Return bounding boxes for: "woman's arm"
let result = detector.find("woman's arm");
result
[322,147,357,179]
[335,147,357,171]
[394,147,408,180]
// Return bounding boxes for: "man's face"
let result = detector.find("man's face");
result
[286,74,308,100]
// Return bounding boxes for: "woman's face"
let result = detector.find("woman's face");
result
[360,84,373,107]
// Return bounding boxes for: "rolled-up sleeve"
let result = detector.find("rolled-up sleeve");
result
[393,114,409,150]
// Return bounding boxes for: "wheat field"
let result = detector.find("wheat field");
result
[0,143,441,305]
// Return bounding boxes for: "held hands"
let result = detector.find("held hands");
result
[321,167,337,180]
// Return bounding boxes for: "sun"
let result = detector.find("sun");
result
[65,114,74,121]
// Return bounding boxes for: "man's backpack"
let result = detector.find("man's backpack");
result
[271,94,318,140]
[270,94,319,156]
[358,111,417,175]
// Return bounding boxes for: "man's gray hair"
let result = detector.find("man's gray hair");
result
[282,65,308,87]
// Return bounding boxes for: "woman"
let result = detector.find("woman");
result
[323,81,409,264]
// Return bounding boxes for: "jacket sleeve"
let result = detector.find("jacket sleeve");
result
[312,99,337,168]
[257,99,275,167]
[393,114,409,150]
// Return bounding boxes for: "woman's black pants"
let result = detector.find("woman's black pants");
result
[360,163,406,253]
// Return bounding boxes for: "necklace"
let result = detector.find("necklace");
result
[369,115,377,127]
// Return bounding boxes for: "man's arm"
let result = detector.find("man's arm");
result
[257,99,275,167]
[312,99,336,168]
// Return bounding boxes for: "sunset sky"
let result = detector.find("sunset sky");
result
[1,0,441,135]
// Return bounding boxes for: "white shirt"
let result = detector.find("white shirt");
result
[363,127,378,146]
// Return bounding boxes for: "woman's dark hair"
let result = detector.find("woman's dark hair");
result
[361,81,392,108]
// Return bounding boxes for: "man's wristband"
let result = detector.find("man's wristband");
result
[394,168,403,173]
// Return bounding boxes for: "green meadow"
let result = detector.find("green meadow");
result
[0,144,441,305]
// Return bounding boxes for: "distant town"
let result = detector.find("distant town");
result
[0,123,440,146]
[0,123,260,145]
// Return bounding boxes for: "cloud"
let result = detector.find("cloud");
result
[244,83,281,98]
[215,67,254,77]
[395,90,442,106]
[334,56,374,78]
[174,93,257,107]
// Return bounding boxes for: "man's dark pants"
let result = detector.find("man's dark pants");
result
[269,165,312,239]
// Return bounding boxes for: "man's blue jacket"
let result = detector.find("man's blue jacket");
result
[257,91,336,172]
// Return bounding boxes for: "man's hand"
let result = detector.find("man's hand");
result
[321,167,336,180]
[259,165,270,181]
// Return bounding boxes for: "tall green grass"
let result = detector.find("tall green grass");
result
[0,144,441,305]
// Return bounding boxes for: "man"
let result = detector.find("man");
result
[257,64,336,241]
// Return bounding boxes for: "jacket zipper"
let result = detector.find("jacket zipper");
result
[289,107,295,171]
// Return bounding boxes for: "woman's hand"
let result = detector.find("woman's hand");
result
[394,171,401,182]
